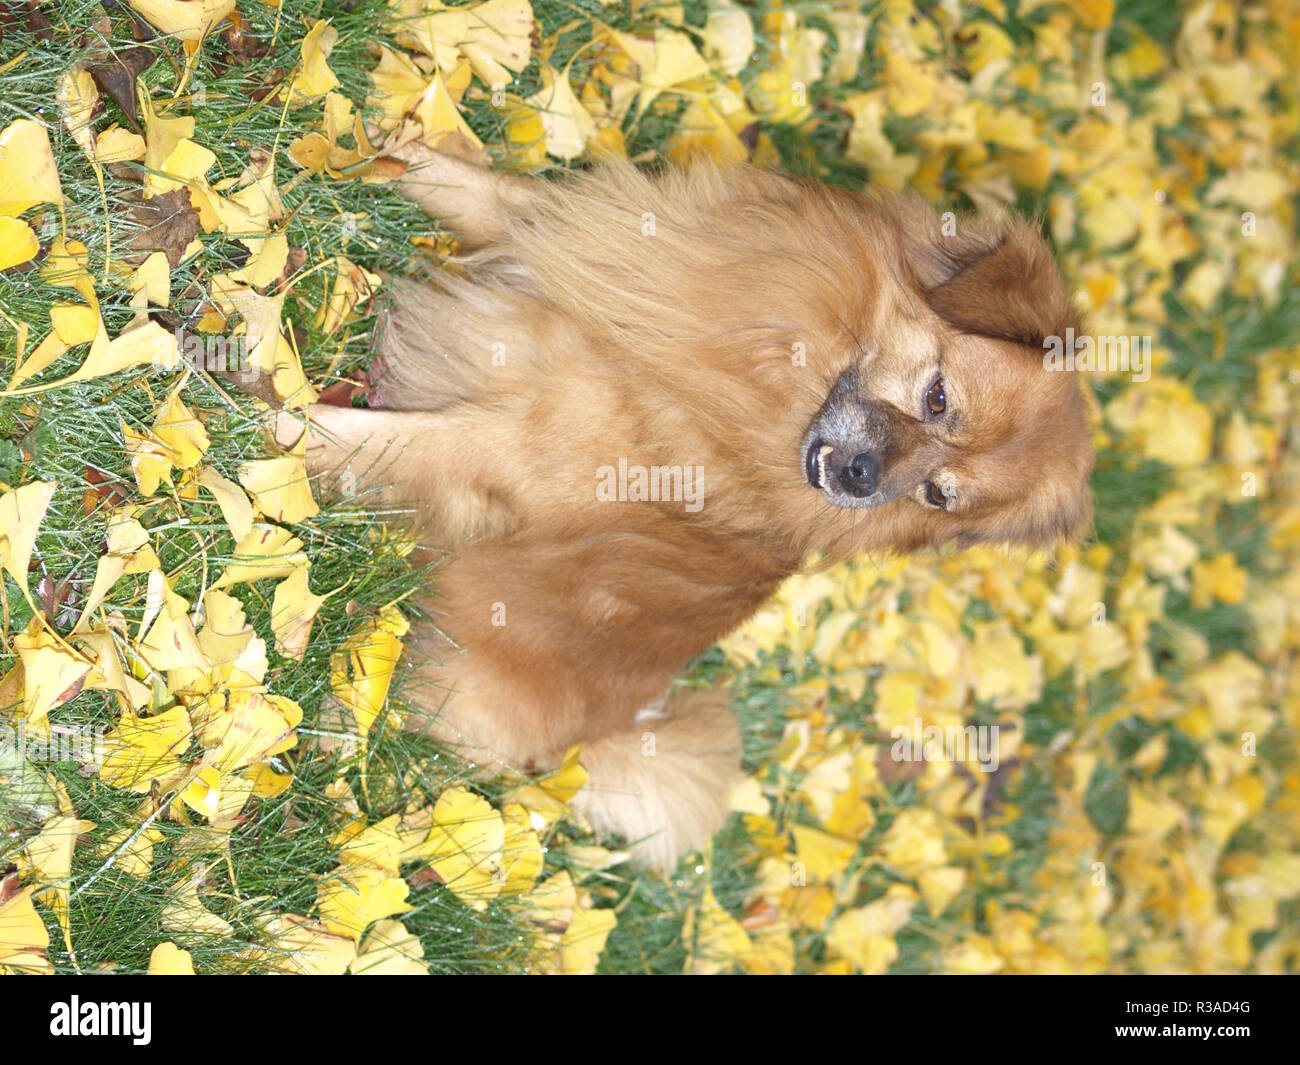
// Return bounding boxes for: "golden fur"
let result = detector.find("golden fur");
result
[288,146,1093,869]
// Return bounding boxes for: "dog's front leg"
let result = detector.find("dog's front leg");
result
[381,140,537,248]
[278,404,515,547]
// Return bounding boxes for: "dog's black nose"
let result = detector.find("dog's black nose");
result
[840,451,879,497]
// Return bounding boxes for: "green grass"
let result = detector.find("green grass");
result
[3,0,1298,975]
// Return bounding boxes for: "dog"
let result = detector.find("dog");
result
[282,144,1094,870]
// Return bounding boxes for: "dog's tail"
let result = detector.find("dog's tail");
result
[571,687,743,872]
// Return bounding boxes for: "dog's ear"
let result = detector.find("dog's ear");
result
[954,481,1095,553]
[897,197,1076,348]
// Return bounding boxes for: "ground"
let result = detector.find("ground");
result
[0,0,1297,974]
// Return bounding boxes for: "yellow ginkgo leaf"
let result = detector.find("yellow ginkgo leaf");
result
[554,904,617,975]
[703,0,755,76]
[417,786,505,911]
[367,46,442,130]
[230,231,289,289]
[458,0,533,86]
[257,331,318,410]
[160,872,235,940]
[195,587,255,666]
[961,20,1016,73]
[841,92,918,190]
[395,0,532,87]
[526,65,596,161]
[610,27,710,116]
[98,704,193,793]
[68,319,179,385]
[180,765,225,819]
[541,744,587,803]
[0,118,62,216]
[826,890,917,974]
[688,886,752,975]
[918,866,967,917]
[330,617,404,743]
[508,743,588,830]
[941,934,1005,975]
[138,569,208,672]
[317,866,413,941]
[197,689,302,772]
[878,808,947,878]
[152,392,209,470]
[212,524,308,588]
[27,810,96,889]
[148,941,195,974]
[156,137,217,198]
[26,798,96,954]
[130,252,171,309]
[121,419,172,497]
[77,632,152,710]
[1191,552,1248,608]
[286,18,340,104]
[335,813,403,876]
[139,89,197,199]
[195,466,255,540]
[502,99,548,170]
[665,97,749,166]
[244,761,294,799]
[0,886,52,974]
[129,0,235,40]
[12,622,100,725]
[523,868,577,927]
[826,8,869,84]
[100,827,165,880]
[287,131,331,173]
[1072,0,1115,31]
[271,564,324,662]
[56,70,99,160]
[499,803,545,896]
[314,257,382,338]
[95,124,146,163]
[237,452,319,524]
[790,823,857,882]
[352,919,428,975]
[0,480,57,596]
[206,771,256,832]
[0,217,40,271]
[256,914,355,974]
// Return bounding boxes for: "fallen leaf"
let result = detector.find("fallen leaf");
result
[88,46,157,131]
[0,480,57,596]
[0,118,62,216]
[147,941,195,974]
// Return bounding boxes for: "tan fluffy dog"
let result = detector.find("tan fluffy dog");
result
[285,145,1093,869]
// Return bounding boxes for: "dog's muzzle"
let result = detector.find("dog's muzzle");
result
[804,440,880,497]
[801,369,889,509]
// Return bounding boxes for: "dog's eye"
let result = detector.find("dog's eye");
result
[924,481,947,509]
[925,376,946,416]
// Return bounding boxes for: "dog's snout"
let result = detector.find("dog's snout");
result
[841,451,879,497]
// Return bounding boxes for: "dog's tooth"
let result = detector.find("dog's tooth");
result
[816,445,833,490]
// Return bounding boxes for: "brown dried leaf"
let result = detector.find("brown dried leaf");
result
[89,46,157,132]
[0,2,53,42]
[214,9,271,74]
[315,372,368,408]
[125,189,199,268]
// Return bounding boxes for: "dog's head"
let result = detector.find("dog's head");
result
[799,197,1093,553]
